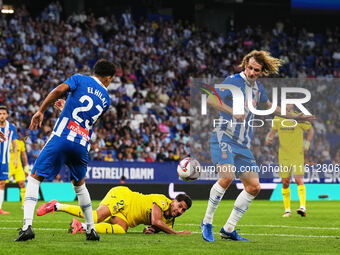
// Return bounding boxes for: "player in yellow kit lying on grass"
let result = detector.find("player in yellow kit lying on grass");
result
[37,186,192,235]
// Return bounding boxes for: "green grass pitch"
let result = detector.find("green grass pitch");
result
[0,200,339,254]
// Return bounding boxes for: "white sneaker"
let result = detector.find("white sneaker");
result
[297,208,306,217]
[282,212,292,217]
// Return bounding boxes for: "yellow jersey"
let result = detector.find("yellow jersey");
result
[9,139,25,172]
[128,192,174,228]
[273,116,311,162]
[101,186,174,228]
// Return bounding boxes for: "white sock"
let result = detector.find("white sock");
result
[224,190,255,233]
[74,184,94,233]
[0,189,4,209]
[81,222,86,230]
[203,182,226,224]
[23,176,41,230]
[55,202,61,211]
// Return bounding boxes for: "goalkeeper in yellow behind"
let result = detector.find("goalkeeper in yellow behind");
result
[37,186,192,235]
[8,130,29,207]
[265,106,314,217]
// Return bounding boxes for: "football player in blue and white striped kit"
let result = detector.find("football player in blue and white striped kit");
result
[0,105,18,215]
[201,50,314,242]
[16,59,115,242]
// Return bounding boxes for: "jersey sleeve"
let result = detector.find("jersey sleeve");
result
[258,84,269,103]
[218,76,245,101]
[64,74,81,92]
[153,195,171,212]
[218,78,233,98]
[103,96,111,113]
[298,121,311,131]
[19,140,25,153]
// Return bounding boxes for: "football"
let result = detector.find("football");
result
[177,157,201,181]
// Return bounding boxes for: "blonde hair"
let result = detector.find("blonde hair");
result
[240,50,282,76]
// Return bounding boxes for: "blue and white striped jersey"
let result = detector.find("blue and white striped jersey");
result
[0,121,18,165]
[212,72,268,148]
[52,74,111,150]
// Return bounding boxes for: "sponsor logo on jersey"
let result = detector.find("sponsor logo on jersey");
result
[67,120,90,141]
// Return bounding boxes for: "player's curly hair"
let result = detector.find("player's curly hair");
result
[175,194,192,209]
[240,50,282,76]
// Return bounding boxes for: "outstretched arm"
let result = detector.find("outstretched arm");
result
[267,101,316,122]
[151,204,191,234]
[29,83,70,130]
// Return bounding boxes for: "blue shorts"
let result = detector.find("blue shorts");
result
[32,135,88,181]
[210,133,258,177]
[0,164,9,180]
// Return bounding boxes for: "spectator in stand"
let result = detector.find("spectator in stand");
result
[93,151,104,161]
[165,151,176,162]
[145,152,154,162]
[29,143,41,162]
[104,151,114,162]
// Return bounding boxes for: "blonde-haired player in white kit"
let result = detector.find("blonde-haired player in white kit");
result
[201,50,315,242]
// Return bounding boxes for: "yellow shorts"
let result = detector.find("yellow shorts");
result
[100,186,133,225]
[8,166,26,182]
[279,160,304,178]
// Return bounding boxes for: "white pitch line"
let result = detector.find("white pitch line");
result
[240,224,339,230]
[0,227,65,231]
[0,220,69,224]
[239,233,340,238]
[1,227,339,239]
[2,220,339,230]
[191,231,340,238]
[176,223,339,230]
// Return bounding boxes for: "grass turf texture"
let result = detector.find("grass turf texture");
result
[0,200,339,255]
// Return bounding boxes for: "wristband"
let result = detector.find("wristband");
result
[304,141,310,151]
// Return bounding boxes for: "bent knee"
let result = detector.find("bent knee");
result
[218,178,233,189]
[246,184,261,196]
[113,224,127,234]
[282,178,290,188]
[18,182,25,188]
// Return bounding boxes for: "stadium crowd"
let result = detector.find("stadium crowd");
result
[0,2,339,167]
